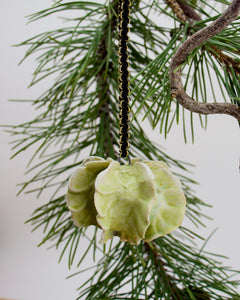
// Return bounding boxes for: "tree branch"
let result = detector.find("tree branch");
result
[169,0,240,121]
[144,242,182,299]
[175,0,201,21]
[96,2,119,158]
[208,45,240,76]
[165,0,187,22]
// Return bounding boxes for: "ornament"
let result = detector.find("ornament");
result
[67,1,186,245]
[66,156,186,245]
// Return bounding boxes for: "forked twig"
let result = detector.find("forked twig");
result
[169,0,240,121]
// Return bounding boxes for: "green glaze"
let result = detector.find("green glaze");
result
[66,156,111,227]
[94,161,156,244]
[142,161,186,241]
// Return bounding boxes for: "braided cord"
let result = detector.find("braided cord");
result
[118,0,131,159]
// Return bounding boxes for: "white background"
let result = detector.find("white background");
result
[0,1,239,299]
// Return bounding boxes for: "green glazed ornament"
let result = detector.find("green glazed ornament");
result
[66,157,186,245]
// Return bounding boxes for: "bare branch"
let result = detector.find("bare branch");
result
[169,0,240,121]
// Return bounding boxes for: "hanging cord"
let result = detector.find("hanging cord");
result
[118,0,131,161]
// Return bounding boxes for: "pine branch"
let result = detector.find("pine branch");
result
[169,0,240,121]
[76,236,240,299]
[209,45,240,76]
[7,0,240,299]
[165,0,188,23]
[175,0,201,21]
[95,0,119,158]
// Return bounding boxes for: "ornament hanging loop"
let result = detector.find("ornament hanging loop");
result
[118,0,131,162]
